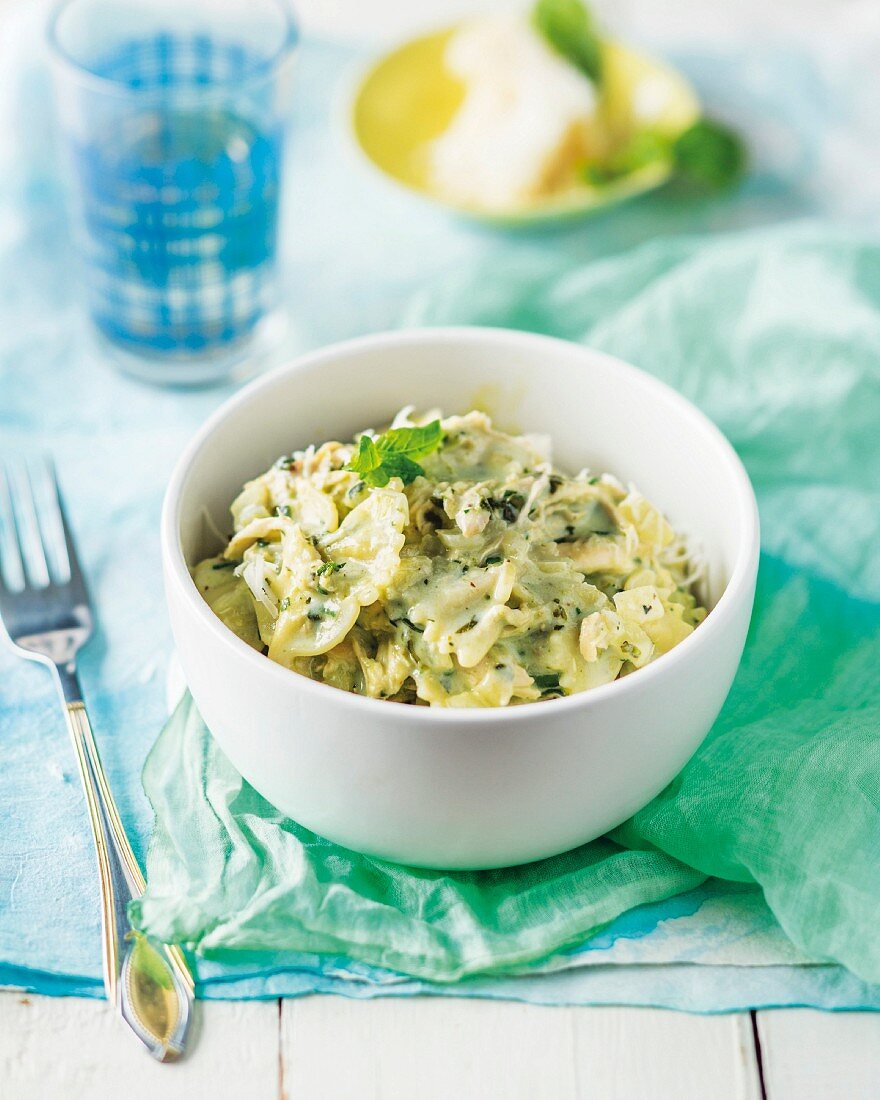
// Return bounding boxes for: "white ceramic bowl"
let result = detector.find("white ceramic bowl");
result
[162,328,759,870]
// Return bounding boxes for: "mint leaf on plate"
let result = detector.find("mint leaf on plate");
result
[583,118,746,193]
[532,0,603,84]
[671,118,746,191]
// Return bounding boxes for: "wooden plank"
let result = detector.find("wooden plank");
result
[283,996,578,1100]
[281,997,762,1100]
[0,991,281,1100]
[570,1007,762,1100]
[758,1008,880,1100]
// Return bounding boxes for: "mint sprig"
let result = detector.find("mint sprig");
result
[532,0,603,84]
[346,420,443,488]
[584,118,746,193]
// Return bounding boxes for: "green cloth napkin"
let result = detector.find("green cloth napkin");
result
[132,224,880,983]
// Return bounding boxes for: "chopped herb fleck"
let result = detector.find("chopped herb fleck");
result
[486,493,525,523]
[391,616,425,634]
[425,507,446,528]
[534,673,561,690]
[307,607,337,622]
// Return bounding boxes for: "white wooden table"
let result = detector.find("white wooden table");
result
[3,992,880,1098]
[3,0,876,1095]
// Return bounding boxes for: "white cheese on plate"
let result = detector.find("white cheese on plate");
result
[430,16,599,211]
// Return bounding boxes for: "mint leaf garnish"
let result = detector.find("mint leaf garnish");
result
[374,420,443,461]
[532,0,603,84]
[346,420,443,488]
[348,434,384,482]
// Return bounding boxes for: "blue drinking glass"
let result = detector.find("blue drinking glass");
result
[48,0,297,385]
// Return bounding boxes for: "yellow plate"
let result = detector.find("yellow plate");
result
[351,27,700,225]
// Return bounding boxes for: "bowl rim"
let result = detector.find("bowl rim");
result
[161,326,760,726]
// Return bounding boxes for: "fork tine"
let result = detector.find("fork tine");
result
[0,464,24,592]
[5,460,50,588]
[29,458,70,585]
[47,458,90,603]
[26,459,70,586]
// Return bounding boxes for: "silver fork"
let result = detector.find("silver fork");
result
[0,458,194,1061]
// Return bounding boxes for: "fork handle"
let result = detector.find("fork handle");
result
[54,662,194,1061]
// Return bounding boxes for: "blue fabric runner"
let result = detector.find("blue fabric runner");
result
[1,12,878,1007]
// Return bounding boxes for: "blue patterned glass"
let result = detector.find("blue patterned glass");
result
[48,0,297,385]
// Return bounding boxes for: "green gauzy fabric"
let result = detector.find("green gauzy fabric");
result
[132,224,880,983]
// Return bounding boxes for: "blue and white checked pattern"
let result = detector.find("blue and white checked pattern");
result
[67,34,284,356]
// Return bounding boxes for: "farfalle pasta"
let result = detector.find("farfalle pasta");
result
[193,410,706,707]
